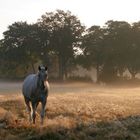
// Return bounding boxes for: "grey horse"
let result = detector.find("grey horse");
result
[22,65,49,124]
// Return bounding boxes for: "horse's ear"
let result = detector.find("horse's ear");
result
[38,65,41,71]
[45,66,48,71]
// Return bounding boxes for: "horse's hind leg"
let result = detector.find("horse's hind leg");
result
[31,102,38,124]
[24,98,32,122]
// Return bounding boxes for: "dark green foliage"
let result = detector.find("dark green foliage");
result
[0,22,49,76]
[0,10,84,79]
[1,11,140,82]
[80,26,105,82]
[80,20,140,82]
[38,10,85,80]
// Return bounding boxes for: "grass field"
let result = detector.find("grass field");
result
[0,81,140,140]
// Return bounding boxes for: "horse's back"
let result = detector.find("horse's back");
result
[22,74,37,98]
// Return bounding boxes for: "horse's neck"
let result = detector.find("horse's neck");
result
[37,76,45,90]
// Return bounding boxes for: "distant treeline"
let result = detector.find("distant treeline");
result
[0,10,140,82]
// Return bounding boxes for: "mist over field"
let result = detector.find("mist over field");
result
[0,81,140,140]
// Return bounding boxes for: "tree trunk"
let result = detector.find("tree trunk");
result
[63,64,68,81]
[128,68,137,79]
[58,56,64,80]
[96,63,100,83]
[131,73,136,79]
[31,62,35,73]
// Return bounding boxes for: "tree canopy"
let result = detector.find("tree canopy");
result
[80,20,140,82]
[1,10,140,82]
[38,10,85,80]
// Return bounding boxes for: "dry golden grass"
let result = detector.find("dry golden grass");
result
[0,82,140,140]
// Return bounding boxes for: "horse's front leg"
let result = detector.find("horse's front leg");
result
[40,99,47,125]
[31,102,38,124]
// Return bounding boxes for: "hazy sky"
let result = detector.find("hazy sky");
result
[0,0,140,39]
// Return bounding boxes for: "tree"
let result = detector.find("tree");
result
[2,22,47,74]
[81,20,132,83]
[38,10,85,80]
[80,26,105,82]
[96,20,131,82]
[126,22,140,79]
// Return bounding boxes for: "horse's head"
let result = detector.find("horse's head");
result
[38,65,48,82]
